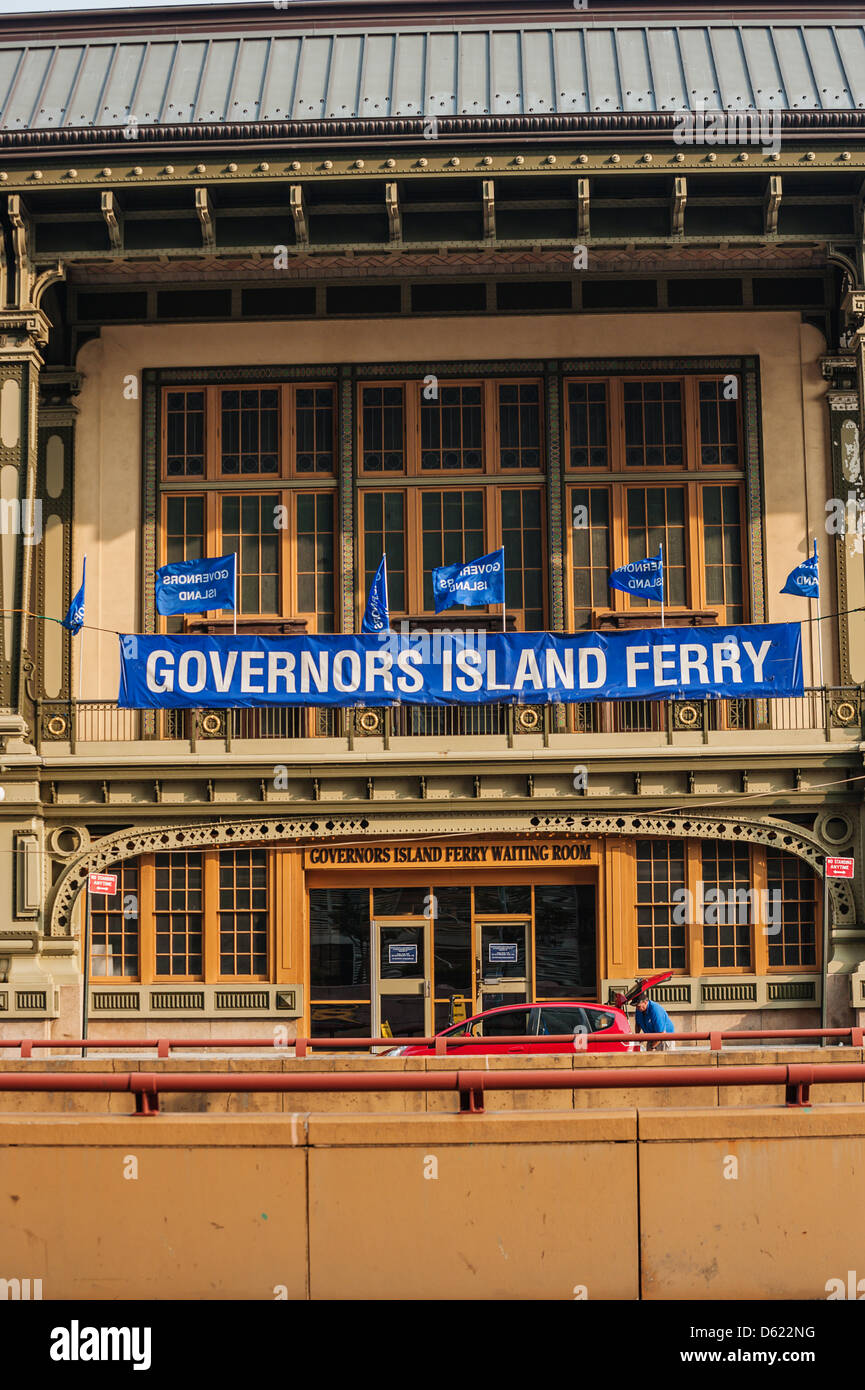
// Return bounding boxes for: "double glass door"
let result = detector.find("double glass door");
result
[372,919,432,1037]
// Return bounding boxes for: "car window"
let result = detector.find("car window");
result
[585,1008,616,1032]
[481,1007,535,1038]
[538,1006,589,1036]
[444,1020,472,1036]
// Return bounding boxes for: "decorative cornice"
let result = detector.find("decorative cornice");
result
[47,808,833,938]
[3,111,865,155]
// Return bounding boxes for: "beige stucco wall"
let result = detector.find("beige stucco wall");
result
[73,310,835,699]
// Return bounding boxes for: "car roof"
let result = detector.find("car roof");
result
[454,1000,621,1026]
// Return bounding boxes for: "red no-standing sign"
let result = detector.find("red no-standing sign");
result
[826,857,855,879]
[88,872,118,896]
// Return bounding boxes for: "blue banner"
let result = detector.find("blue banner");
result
[609,551,664,601]
[432,548,505,613]
[361,555,390,633]
[781,541,819,599]
[155,554,236,616]
[118,623,803,709]
[62,556,86,634]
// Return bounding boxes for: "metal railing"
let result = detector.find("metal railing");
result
[0,1061,862,1112]
[35,687,862,749]
[3,1027,863,1058]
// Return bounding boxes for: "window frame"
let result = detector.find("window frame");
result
[358,376,545,477]
[158,487,336,631]
[160,382,337,483]
[90,849,275,985]
[357,482,547,627]
[563,371,747,629]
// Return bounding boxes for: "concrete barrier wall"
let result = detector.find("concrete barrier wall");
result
[1,1104,864,1300]
[0,1047,860,1115]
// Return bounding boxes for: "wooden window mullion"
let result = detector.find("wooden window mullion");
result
[139,853,156,985]
[685,840,703,977]
[283,489,294,620]
[752,846,769,975]
[684,374,700,471]
[207,386,220,480]
[406,380,419,476]
[485,379,497,474]
[204,850,220,984]
[692,480,706,611]
[283,384,292,479]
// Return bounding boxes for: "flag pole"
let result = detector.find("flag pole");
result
[77,554,87,701]
[232,551,237,636]
[813,538,824,697]
[659,543,665,629]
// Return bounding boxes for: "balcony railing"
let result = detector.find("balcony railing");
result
[34,688,863,750]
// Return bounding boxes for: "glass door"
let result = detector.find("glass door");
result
[373,919,432,1038]
[476,920,531,1011]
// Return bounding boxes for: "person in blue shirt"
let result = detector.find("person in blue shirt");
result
[633,993,675,1051]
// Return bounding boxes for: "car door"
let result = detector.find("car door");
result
[584,1006,630,1053]
[536,1005,591,1054]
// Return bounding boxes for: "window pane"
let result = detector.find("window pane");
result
[627,487,686,608]
[218,849,269,976]
[570,487,610,629]
[421,491,484,611]
[702,484,744,624]
[165,390,205,477]
[766,851,818,968]
[567,380,608,469]
[309,889,370,997]
[295,386,334,474]
[90,860,139,979]
[362,385,404,472]
[154,852,203,978]
[221,494,280,615]
[498,381,541,469]
[623,380,683,468]
[474,885,531,915]
[296,493,334,631]
[635,841,686,971]
[535,885,596,997]
[501,488,544,629]
[363,492,405,613]
[421,384,484,471]
[699,378,740,468]
[220,387,279,475]
[701,841,753,968]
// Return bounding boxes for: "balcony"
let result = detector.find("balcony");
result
[34,688,863,754]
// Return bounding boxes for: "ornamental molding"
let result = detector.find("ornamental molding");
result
[68,243,826,286]
[830,395,859,411]
[47,808,838,938]
[6,108,865,152]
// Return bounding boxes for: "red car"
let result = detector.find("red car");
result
[388,1000,637,1056]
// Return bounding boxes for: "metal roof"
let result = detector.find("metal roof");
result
[1,22,864,132]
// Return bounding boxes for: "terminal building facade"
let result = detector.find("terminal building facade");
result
[0,0,864,1041]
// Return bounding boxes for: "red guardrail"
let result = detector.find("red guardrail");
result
[0,1062,861,1112]
[1,1027,862,1058]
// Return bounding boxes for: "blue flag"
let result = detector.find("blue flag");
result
[61,556,86,634]
[609,551,664,602]
[361,555,390,633]
[432,548,505,613]
[781,541,819,599]
[155,554,236,616]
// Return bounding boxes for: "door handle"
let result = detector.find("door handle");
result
[424,979,431,998]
